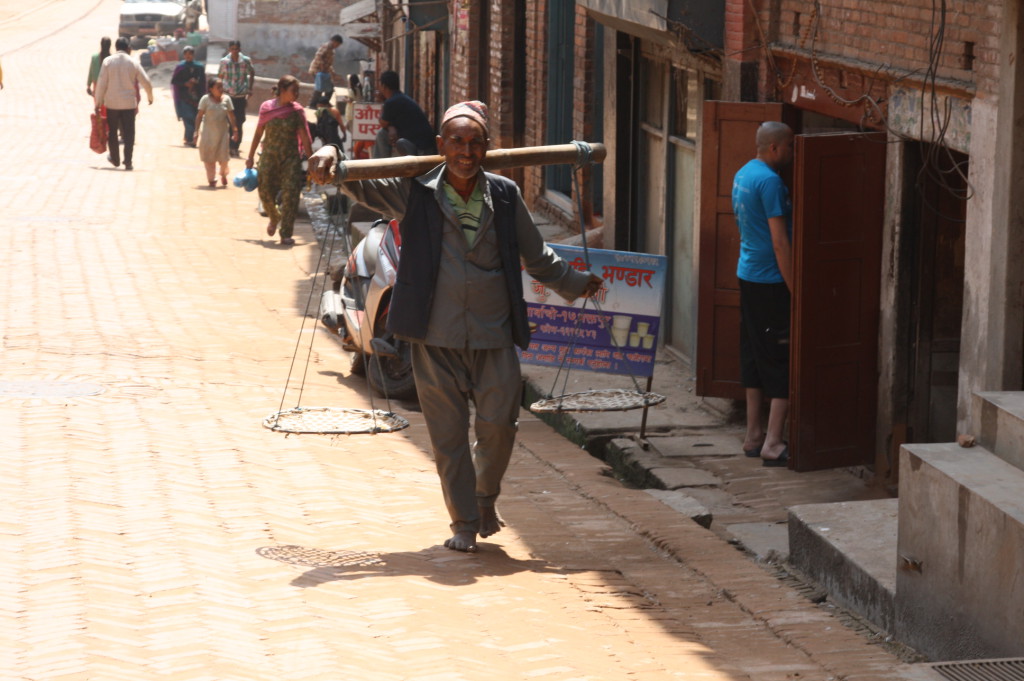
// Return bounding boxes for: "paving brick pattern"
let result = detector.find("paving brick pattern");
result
[1,2,927,679]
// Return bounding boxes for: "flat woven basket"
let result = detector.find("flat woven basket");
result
[530,388,666,413]
[263,407,409,434]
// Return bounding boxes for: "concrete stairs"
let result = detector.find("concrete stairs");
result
[788,498,898,633]
[787,391,1024,662]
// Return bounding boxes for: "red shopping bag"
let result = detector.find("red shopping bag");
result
[90,112,107,154]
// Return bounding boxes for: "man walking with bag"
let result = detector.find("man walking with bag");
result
[94,37,153,171]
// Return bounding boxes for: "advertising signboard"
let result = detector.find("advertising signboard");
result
[519,244,667,378]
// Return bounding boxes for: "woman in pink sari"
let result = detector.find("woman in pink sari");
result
[246,75,313,246]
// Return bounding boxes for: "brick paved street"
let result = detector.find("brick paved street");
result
[1,2,933,679]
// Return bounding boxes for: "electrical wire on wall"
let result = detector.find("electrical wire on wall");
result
[659,0,974,213]
[917,0,973,212]
[752,0,975,213]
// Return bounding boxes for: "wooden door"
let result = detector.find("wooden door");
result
[696,101,787,399]
[789,132,886,471]
[908,143,967,445]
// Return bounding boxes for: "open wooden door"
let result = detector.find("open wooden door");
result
[789,132,886,471]
[696,101,790,399]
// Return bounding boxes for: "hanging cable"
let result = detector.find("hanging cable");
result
[533,148,663,413]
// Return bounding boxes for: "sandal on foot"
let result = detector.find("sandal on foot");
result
[266,223,278,237]
[743,444,763,458]
[208,179,217,188]
[762,447,789,467]
[221,175,227,186]
[280,237,295,246]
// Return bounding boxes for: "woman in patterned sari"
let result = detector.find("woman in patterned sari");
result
[246,75,313,246]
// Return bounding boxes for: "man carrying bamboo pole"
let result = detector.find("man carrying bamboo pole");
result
[309,101,603,552]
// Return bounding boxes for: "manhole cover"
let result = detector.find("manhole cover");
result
[0,380,105,398]
[256,545,384,568]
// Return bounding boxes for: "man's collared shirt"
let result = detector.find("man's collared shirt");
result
[218,54,254,97]
[443,181,484,246]
[95,52,153,111]
[309,41,334,75]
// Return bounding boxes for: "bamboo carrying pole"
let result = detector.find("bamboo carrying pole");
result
[332,142,606,182]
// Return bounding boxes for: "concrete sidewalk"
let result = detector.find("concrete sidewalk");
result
[0,1,934,679]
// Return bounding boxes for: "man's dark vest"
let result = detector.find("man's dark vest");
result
[386,174,531,350]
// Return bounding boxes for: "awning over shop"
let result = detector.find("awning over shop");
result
[407,0,449,34]
[338,0,448,46]
[339,0,381,39]
[579,0,668,33]
[581,0,723,51]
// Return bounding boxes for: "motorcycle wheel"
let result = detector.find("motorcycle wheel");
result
[367,343,417,401]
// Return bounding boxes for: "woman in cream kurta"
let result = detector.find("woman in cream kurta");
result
[195,78,238,187]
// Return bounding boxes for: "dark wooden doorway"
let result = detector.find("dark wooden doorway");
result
[906,143,967,445]
[789,132,887,471]
[696,103,887,471]
[695,101,794,400]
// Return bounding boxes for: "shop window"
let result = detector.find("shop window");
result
[641,58,665,129]
[670,67,703,142]
[545,0,574,195]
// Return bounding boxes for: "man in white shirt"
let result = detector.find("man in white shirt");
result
[94,37,154,170]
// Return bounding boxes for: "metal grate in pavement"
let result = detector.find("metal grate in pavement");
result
[256,545,385,568]
[0,379,104,398]
[929,658,1024,681]
[263,406,409,433]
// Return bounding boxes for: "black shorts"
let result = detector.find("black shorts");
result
[739,279,791,399]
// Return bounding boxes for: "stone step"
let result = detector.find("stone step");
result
[897,442,1024,661]
[788,498,899,634]
[972,391,1024,471]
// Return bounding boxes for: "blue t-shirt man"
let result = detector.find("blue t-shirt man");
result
[732,158,791,284]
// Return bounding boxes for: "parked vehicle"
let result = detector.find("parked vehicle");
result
[320,218,417,401]
[119,0,187,41]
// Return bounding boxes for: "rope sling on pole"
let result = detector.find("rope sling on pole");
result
[528,142,666,415]
[263,188,409,434]
[262,140,662,431]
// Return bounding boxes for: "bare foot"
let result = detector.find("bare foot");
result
[479,506,505,538]
[443,530,478,553]
[266,221,278,237]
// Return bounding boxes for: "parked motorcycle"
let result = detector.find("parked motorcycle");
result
[320,218,417,401]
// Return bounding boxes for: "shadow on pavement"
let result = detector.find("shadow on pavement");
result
[256,544,574,587]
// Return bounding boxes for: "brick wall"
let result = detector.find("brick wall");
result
[486,0,513,151]
[233,0,362,82]
[523,0,546,211]
[724,0,757,63]
[429,0,596,229]
[764,0,999,96]
[449,1,478,103]
[238,0,340,25]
